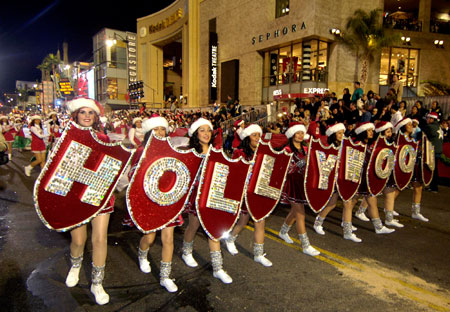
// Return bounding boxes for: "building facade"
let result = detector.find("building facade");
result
[93,28,138,111]
[137,0,450,108]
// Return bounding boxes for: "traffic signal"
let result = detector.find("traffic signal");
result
[128,81,144,101]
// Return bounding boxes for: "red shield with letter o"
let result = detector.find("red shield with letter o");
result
[304,138,339,213]
[421,133,435,186]
[127,134,203,233]
[336,137,367,201]
[394,133,419,190]
[34,121,134,232]
[245,141,292,222]
[366,136,397,196]
[196,148,251,241]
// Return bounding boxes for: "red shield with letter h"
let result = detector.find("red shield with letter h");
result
[421,133,435,186]
[245,141,292,222]
[366,136,397,196]
[336,137,367,201]
[304,138,339,213]
[394,133,419,190]
[196,148,251,241]
[127,134,203,233]
[34,121,134,232]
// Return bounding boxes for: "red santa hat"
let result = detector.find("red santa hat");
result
[285,122,307,139]
[29,115,42,123]
[354,122,375,135]
[233,119,245,129]
[239,124,263,140]
[132,117,142,125]
[375,121,393,133]
[0,115,8,120]
[394,118,412,133]
[142,116,169,134]
[67,97,104,116]
[412,118,419,125]
[325,123,346,137]
[188,118,213,137]
[426,112,439,120]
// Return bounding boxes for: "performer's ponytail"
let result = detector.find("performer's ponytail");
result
[237,137,254,159]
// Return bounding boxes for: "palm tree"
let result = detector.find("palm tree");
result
[338,9,400,89]
[36,53,62,81]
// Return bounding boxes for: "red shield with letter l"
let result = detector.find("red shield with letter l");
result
[336,137,367,201]
[421,133,435,186]
[366,136,397,196]
[196,148,251,241]
[394,133,419,190]
[127,134,203,233]
[34,121,134,232]
[245,141,292,222]
[304,138,339,213]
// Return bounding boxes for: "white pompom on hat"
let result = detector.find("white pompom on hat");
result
[239,124,263,140]
[354,122,375,135]
[285,122,307,139]
[325,123,346,137]
[394,118,412,133]
[132,117,142,125]
[188,118,213,137]
[142,116,169,134]
[375,121,393,133]
[67,97,103,116]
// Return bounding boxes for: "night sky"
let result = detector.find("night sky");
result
[0,0,175,94]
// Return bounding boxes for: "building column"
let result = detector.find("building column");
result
[147,44,164,108]
[187,0,200,107]
[182,23,189,107]
[419,0,432,33]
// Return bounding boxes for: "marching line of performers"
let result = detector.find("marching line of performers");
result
[31,98,435,306]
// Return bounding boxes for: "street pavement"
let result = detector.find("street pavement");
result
[1,150,450,312]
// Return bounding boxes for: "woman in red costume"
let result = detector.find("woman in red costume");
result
[0,116,14,160]
[24,116,48,176]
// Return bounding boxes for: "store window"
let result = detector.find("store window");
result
[110,44,127,69]
[379,47,419,87]
[431,0,450,34]
[276,0,289,18]
[383,0,421,31]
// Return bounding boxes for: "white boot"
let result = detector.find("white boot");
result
[340,221,357,232]
[24,165,32,177]
[138,247,151,273]
[181,240,198,267]
[298,233,320,256]
[160,261,178,292]
[278,222,294,243]
[253,243,272,267]
[211,251,232,284]
[90,264,109,305]
[385,210,404,228]
[65,253,83,287]
[225,234,239,255]
[314,216,325,235]
[372,218,395,234]
[342,222,362,243]
[412,203,429,222]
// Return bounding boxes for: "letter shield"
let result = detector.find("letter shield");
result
[336,137,367,201]
[394,133,419,190]
[421,133,435,186]
[34,121,134,232]
[366,136,397,196]
[196,148,251,241]
[304,139,339,213]
[127,134,203,233]
[245,141,292,222]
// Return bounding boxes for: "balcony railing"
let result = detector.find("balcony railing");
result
[384,17,422,32]
[430,20,450,35]
[264,68,328,87]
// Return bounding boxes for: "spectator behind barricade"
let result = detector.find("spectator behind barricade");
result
[345,123,355,137]
[233,99,242,117]
[343,88,351,107]
[423,112,443,192]
[370,107,379,123]
[407,105,421,121]
[390,104,403,128]
[351,82,364,102]
[345,101,360,125]
[414,100,428,119]
[411,119,421,140]
[441,119,449,143]
[360,103,372,122]
[430,101,443,120]
[226,95,233,110]
[398,101,407,117]
[384,88,398,105]
[367,90,376,110]
[390,74,403,102]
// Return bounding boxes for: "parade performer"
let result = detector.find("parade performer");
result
[128,117,145,148]
[13,117,28,152]
[127,116,182,292]
[0,116,14,160]
[347,122,395,234]
[224,124,273,267]
[63,98,113,305]
[181,118,233,284]
[277,122,320,256]
[232,119,245,149]
[24,115,48,176]
[311,123,363,242]
[46,112,62,143]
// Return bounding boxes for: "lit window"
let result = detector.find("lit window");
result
[276,0,289,18]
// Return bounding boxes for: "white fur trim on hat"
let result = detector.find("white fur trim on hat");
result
[100,116,108,124]
[188,118,213,137]
[285,124,307,139]
[29,115,42,122]
[67,98,101,115]
[142,117,169,134]
[394,118,412,133]
[239,124,263,140]
[426,112,439,119]
[48,111,57,117]
[132,117,142,125]
[375,122,393,133]
[355,123,375,135]
[326,123,346,137]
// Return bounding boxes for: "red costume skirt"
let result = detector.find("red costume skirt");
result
[280,172,307,204]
